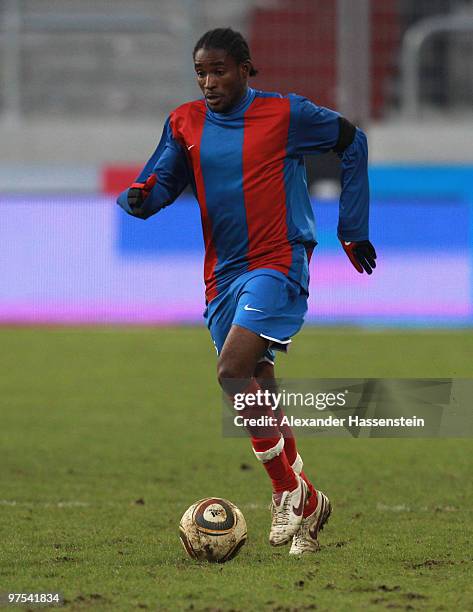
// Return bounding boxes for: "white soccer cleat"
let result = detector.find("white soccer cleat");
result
[269,476,308,546]
[289,490,332,555]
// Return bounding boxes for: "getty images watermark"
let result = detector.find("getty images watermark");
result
[222,379,473,438]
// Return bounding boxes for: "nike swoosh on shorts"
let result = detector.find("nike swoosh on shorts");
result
[244,304,264,313]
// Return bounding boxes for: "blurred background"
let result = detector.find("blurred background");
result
[0,0,471,326]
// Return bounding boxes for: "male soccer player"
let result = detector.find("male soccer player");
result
[117,28,376,555]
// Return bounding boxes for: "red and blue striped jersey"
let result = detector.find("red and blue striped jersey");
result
[117,88,370,302]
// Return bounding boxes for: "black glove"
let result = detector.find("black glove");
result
[340,240,377,274]
[128,173,157,210]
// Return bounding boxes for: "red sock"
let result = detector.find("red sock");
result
[231,379,298,493]
[273,408,318,515]
[275,409,298,465]
[282,437,298,465]
[251,437,298,492]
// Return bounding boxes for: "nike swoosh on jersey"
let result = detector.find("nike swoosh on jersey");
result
[243,304,264,313]
[187,144,195,150]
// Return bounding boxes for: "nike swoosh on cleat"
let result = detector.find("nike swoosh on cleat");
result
[244,304,264,313]
[309,498,324,539]
[309,495,331,539]
[292,488,305,516]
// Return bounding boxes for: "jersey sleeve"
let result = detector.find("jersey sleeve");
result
[116,117,189,219]
[289,95,370,241]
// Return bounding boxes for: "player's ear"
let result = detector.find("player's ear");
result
[240,61,250,78]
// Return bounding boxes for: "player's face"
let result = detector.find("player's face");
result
[194,48,249,113]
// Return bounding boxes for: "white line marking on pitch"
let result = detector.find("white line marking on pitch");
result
[0,500,91,508]
[376,503,460,513]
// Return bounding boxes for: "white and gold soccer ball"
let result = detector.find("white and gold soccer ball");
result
[179,497,247,563]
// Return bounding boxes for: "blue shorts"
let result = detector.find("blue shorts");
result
[203,270,308,364]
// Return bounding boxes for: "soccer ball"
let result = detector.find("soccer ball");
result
[179,497,247,563]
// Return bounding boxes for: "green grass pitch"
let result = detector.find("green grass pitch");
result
[0,327,472,611]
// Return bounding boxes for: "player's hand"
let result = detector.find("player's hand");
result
[340,240,377,274]
[128,173,157,210]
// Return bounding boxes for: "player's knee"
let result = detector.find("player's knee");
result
[254,360,274,379]
[217,357,251,391]
[216,359,237,386]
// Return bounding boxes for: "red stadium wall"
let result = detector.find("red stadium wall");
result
[248,0,400,118]
[371,0,401,118]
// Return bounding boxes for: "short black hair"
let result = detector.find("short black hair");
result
[193,27,258,76]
